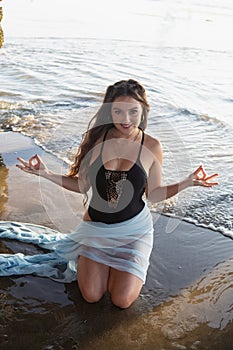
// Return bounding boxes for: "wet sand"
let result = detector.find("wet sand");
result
[0,132,233,350]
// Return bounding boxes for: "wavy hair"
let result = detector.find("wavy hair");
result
[68,79,150,203]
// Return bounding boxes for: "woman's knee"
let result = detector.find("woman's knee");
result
[110,292,138,309]
[79,285,105,303]
[108,272,143,308]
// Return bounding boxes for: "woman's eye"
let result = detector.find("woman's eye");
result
[130,110,138,115]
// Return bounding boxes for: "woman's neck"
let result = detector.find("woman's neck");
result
[110,127,141,141]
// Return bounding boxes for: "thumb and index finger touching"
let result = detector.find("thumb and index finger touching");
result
[16,154,43,172]
[193,164,219,185]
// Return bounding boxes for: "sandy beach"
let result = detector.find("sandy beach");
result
[0,131,233,350]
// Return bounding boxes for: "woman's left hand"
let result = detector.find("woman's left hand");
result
[188,165,219,187]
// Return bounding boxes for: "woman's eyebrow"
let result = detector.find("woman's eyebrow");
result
[112,106,139,111]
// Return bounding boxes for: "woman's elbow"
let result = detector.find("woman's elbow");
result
[146,187,164,203]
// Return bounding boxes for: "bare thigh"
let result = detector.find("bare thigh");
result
[77,255,110,303]
[108,268,143,309]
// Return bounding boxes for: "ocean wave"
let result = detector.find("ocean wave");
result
[169,105,230,128]
[0,91,22,98]
[152,209,233,240]
[150,182,233,241]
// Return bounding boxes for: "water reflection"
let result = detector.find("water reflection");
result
[0,275,146,350]
[0,155,8,217]
[78,259,233,350]
[0,4,3,48]
[147,259,233,338]
[0,245,232,349]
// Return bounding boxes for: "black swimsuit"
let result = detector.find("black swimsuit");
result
[88,130,148,224]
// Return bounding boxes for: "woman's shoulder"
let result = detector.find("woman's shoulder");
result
[144,132,162,152]
[143,132,163,164]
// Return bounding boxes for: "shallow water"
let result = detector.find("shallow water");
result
[0,211,233,350]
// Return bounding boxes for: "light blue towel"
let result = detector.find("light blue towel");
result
[0,204,154,283]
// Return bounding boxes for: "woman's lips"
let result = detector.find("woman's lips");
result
[120,123,132,128]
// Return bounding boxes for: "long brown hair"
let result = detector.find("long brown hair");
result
[68,79,150,200]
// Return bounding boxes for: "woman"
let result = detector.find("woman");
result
[16,79,218,308]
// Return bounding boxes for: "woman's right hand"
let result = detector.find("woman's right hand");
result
[16,154,50,177]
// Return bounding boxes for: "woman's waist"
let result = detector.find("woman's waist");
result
[87,199,145,224]
[70,203,153,249]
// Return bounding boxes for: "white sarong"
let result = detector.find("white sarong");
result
[0,204,154,283]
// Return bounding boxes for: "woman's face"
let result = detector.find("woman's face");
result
[111,96,143,136]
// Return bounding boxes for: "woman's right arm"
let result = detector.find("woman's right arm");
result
[16,154,83,193]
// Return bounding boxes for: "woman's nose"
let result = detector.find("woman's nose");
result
[122,112,131,123]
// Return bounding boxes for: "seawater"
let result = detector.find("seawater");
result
[0,37,233,238]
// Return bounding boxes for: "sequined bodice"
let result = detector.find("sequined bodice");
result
[105,169,128,208]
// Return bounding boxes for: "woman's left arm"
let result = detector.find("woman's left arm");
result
[146,140,219,204]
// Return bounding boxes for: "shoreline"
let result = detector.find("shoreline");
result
[0,131,85,232]
[1,131,233,350]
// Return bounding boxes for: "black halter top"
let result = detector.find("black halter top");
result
[87,130,147,224]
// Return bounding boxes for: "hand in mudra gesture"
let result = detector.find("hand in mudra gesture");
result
[188,165,219,187]
[16,154,49,177]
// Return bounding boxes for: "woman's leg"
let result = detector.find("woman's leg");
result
[77,256,110,303]
[77,257,143,308]
[108,268,143,309]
